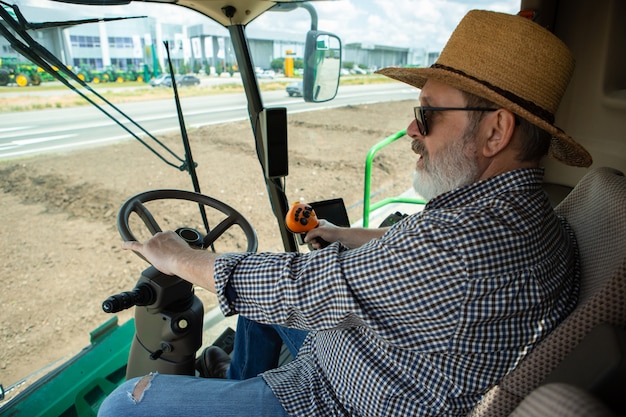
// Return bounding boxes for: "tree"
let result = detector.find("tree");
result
[270,58,284,72]
[178,61,189,74]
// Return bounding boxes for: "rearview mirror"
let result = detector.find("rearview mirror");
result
[303,31,341,103]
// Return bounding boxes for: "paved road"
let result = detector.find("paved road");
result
[0,83,416,160]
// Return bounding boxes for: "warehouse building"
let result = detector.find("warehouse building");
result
[1,4,433,78]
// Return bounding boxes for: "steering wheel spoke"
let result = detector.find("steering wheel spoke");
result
[202,215,238,247]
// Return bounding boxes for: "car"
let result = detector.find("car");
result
[166,75,201,87]
[350,66,366,74]
[149,74,171,87]
[257,69,276,79]
[286,81,303,97]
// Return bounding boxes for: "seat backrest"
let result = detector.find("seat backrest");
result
[469,167,626,416]
[509,383,615,417]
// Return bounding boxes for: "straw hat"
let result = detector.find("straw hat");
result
[376,10,592,167]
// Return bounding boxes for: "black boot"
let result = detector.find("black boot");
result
[195,346,231,378]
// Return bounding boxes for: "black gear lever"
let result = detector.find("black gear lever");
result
[102,283,155,314]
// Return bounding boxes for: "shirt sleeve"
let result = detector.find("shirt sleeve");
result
[213,216,468,350]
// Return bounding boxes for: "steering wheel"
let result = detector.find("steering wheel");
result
[117,189,258,254]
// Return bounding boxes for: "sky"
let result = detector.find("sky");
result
[254,0,520,51]
[11,0,520,52]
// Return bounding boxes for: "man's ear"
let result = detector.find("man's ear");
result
[481,109,517,158]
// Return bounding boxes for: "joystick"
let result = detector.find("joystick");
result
[285,202,331,248]
[285,202,319,233]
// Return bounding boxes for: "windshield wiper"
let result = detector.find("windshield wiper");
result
[0,2,188,171]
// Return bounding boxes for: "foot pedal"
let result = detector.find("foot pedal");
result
[212,327,236,354]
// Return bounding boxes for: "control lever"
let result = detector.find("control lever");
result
[101,227,205,378]
[285,202,329,248]
[102,283,155,314]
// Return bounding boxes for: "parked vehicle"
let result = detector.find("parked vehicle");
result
[149,74,171,87]
[169,74,201,87]
[74,65,145,83]
[257,69,276,79]
[150,74,201,87]
[0,0,624,416]
[0,56,43,86]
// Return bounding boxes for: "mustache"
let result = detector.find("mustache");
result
[412,139,427,156]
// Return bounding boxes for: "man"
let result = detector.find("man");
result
[99,10,591,417]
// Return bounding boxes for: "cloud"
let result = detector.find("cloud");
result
[312,0,519,51]
[12,0,519,52]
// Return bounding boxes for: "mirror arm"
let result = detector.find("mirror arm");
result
[269,2,317,30]
[298,2,318,31]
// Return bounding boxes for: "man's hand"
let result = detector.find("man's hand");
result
[122,230,190,276]
[304,220,340,249]
[122,230,218,292]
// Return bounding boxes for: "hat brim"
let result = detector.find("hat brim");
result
[376,66,592,168]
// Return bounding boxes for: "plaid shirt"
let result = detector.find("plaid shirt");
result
[215,168,580,416]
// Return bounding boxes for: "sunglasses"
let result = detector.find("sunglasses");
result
[413,106,497,136]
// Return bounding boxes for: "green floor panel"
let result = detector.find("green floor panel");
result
[0,317,134,417]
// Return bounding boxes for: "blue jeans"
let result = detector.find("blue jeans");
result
[98,373,290,417]
[228,316,309,380]
[98,317,308,416]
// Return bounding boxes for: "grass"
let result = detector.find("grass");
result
[0,74,393,113]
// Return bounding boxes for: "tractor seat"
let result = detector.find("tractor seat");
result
[469,167,626,416]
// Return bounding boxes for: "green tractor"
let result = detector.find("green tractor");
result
[0,56,43,87]
[74,65,122,83]
[75,65,94,83]
[89,66,126,83]
[123,66,145,82]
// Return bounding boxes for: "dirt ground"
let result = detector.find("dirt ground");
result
[0,94,416,401]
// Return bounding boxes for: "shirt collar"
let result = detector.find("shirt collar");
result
[424,168,545,210]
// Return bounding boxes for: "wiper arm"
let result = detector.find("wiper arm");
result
[24,15,145,30]
[163,41,212,239]
[0,2,187,170]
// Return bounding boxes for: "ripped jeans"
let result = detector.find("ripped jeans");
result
[97,373,290,417]
[98,316,307,416]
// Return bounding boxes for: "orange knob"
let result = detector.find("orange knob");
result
[285,202,319,233]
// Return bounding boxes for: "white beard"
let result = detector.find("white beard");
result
[412,131,480,201]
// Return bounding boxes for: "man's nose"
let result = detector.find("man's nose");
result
[406,119,422,139]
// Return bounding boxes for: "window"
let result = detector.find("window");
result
[108,37,134,49]
[70,35,100,48]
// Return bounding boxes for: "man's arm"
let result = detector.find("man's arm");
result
[122,230,218,292]
[120,223,388,292]
[304,219,388,249]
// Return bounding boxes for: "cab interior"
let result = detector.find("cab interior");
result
[0,0,624,416]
